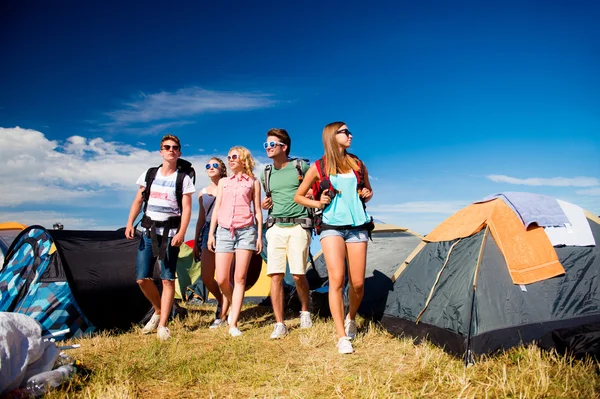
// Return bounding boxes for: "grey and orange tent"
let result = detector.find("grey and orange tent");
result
[382,194,600,362]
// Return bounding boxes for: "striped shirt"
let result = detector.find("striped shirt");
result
[136,168,195,236]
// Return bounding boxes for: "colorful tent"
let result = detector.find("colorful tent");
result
[0,226,159,339]
[175,240,202,301]
[382,194,600,361]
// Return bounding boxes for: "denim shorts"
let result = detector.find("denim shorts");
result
[215,225,257,252]
[319,228,369,243]
[136,234,179,281]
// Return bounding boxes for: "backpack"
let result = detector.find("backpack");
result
[142,158,196,215]
[140,158,196,259]
[262,158,315,230]
[310,153,373,235]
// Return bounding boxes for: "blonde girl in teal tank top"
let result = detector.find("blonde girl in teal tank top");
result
[294,121,373,354]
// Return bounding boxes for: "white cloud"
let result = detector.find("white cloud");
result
[576,188,600,196]
[104,87,277,132]
[0,127,269,209]
[487,175,599,187]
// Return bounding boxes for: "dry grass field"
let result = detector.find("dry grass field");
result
[46,304,599,399]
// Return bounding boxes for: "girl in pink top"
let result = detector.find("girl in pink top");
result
[208,146,263,337]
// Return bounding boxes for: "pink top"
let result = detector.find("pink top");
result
[217,173,255,230]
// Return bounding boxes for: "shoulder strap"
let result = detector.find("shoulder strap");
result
[347,153,365,189]
[262,164,273,195]
[292,158,309,181]
[175,170,185,212]
[205,196,216,217]
[142,167,159,214]
[316,157,326,181]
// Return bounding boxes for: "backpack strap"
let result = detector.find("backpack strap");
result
[142,167,159,214]
[175,170,185,212]
[262,164,273,197]
[292,158,308,182]
[347,153,365,190]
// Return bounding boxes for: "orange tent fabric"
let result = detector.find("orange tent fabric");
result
[0,222,26,231]
[425,199,565,285]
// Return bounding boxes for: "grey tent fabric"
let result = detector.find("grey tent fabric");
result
[304,226,422,320]
[382,218,600,360]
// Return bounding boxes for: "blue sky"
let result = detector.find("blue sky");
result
[1,0,599,237]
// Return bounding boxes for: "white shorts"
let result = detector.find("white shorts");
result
[266,224,311,275]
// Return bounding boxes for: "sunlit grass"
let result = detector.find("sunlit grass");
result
[46,304,600,398]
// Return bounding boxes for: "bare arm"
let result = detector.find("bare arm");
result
[294,165,331,209]
[125,186,145,239]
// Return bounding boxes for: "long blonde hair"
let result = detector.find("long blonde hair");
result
[322,121,359,176]
[229,146,256,178]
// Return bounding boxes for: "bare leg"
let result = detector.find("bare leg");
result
[346,242,367,320]
[321,236,347,339]
[201,250,226,314]
[292,274,310,312]
[270,273,285,323]
[215,252,235,319]
[229,249,253,328]
[158,279,175,327]
[137,279,161,315]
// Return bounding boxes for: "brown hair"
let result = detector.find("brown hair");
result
[266,128,291,156]
[209,157,228,178]
[160,134,181,149]
[322,121,359,176]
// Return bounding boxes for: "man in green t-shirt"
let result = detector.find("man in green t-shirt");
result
[260,128,312,339]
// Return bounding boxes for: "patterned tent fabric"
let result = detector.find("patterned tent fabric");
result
[0,226,94,339]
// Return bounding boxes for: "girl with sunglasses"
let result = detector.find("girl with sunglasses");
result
[192,157,229,328]
[294,122,373,354]
[207,147,263,337]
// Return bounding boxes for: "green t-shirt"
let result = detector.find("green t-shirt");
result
[260,161,309,227]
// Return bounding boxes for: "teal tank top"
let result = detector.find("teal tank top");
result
[322,172,370,227]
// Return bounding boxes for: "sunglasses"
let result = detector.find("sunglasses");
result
[161,144,180,151]
[263,141,285,149]
[227,154,239,161]
[205,163,220,170]
[336,128,352,137]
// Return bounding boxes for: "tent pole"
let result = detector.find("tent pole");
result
[464,226,489,366]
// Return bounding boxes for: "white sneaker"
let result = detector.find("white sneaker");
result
[229,327,242,337]
[209,318,226,329]
[300,311,312,329]
[270,323,288,339]
[142,313,160,334]
[157,326,171,341]
[337,337,354,354]
[344,316,357,340]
